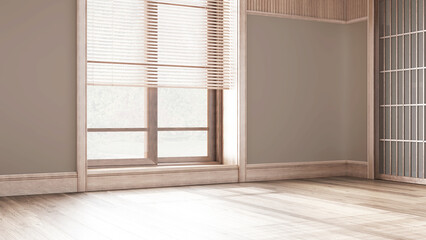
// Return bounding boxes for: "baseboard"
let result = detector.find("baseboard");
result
[246,160,368,182]
[0,161,368,196]
[0,172,78,197]
[376,174,426,185]
[87,165,239,191]
[346,160,368,178]
[246,161,347,182]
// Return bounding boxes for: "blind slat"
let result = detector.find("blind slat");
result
[87,0,235,89]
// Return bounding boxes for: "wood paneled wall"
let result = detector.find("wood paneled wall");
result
[247,0,367,23]
[346,0,368,21]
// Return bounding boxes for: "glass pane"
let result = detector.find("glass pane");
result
[398,106,404,137]
[424,0,426,29]
[419,0,424,30]
[391,37,396,69]
[424,70,426,103]
[420,70,426,103]
[412,70,417,103]
[398,72,404,104]
[380,39,384,70]
[424,33,426,67]
[404,35,410,68]
[412,0,417,32]
[380,73,385,105]
[391,73,396,104]
[385,141,391,174]
[158,0,207,7]
[412,106,417,139]
[398,0,404,34]
[87,86,147,128]
[158,88,208,128]
[87,0,147,63]
[379,141,384,174]
[385,38,391,70]
[391,142,396,175]
[87,132,147,159]
[419,143,424,178]
[391,0,396,34]
[391,107,396,139]
[419,33,424,67]
[404,72,409,103]
[380,108,385,138]
[405,106,410,138]
[412,34,417,67]
[405,142,410,176]
[419,70,424,102]
[157,4,207,66]
[412,143,417,176]
[385,73,391,104]
[158,131,207,157]
[379,0,385,36]
[398,36,403,69]
[398,142,404,176]
[386,0,391,35]
[385,107,391,138]
[405,0,410,33]
[419,106,423,139]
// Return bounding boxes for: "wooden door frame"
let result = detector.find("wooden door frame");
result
[367,0,376,179]
[77,0,87,192]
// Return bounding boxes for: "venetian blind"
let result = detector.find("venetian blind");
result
[87,0,234,89]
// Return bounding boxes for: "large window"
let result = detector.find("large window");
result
[86,0,234,167]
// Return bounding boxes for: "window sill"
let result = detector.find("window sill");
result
[86,164,239,191]
[88,164,238,177]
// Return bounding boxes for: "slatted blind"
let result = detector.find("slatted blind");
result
[87,0,235,89]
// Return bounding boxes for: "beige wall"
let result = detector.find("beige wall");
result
[0,2,367,174]
[341,21,368,162]
[0,0,77,174]
[247,15,367,164]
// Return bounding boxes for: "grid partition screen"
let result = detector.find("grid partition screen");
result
[379,0,426,178]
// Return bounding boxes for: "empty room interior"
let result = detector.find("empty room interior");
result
[2,0,426,239]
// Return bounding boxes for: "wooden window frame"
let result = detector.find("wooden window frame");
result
[86,89,222,168]
[78,0,245,192]
[85,0,225,169]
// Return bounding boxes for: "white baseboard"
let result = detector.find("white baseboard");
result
[0,172,77,197]
[86,165,239,191]
[246,160,368,182]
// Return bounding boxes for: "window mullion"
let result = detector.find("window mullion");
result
[147,88,158,164]
[207,0,223,162]
[147,1,159,164]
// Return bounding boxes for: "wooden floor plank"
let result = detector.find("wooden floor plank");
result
[1,177,426,239]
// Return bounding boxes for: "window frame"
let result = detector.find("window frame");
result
[87,89,222,168]
[85,0,226,168]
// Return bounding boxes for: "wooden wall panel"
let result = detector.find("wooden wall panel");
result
[247,0,367,23]
[247,0,346,21]
[346,0,368,21]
